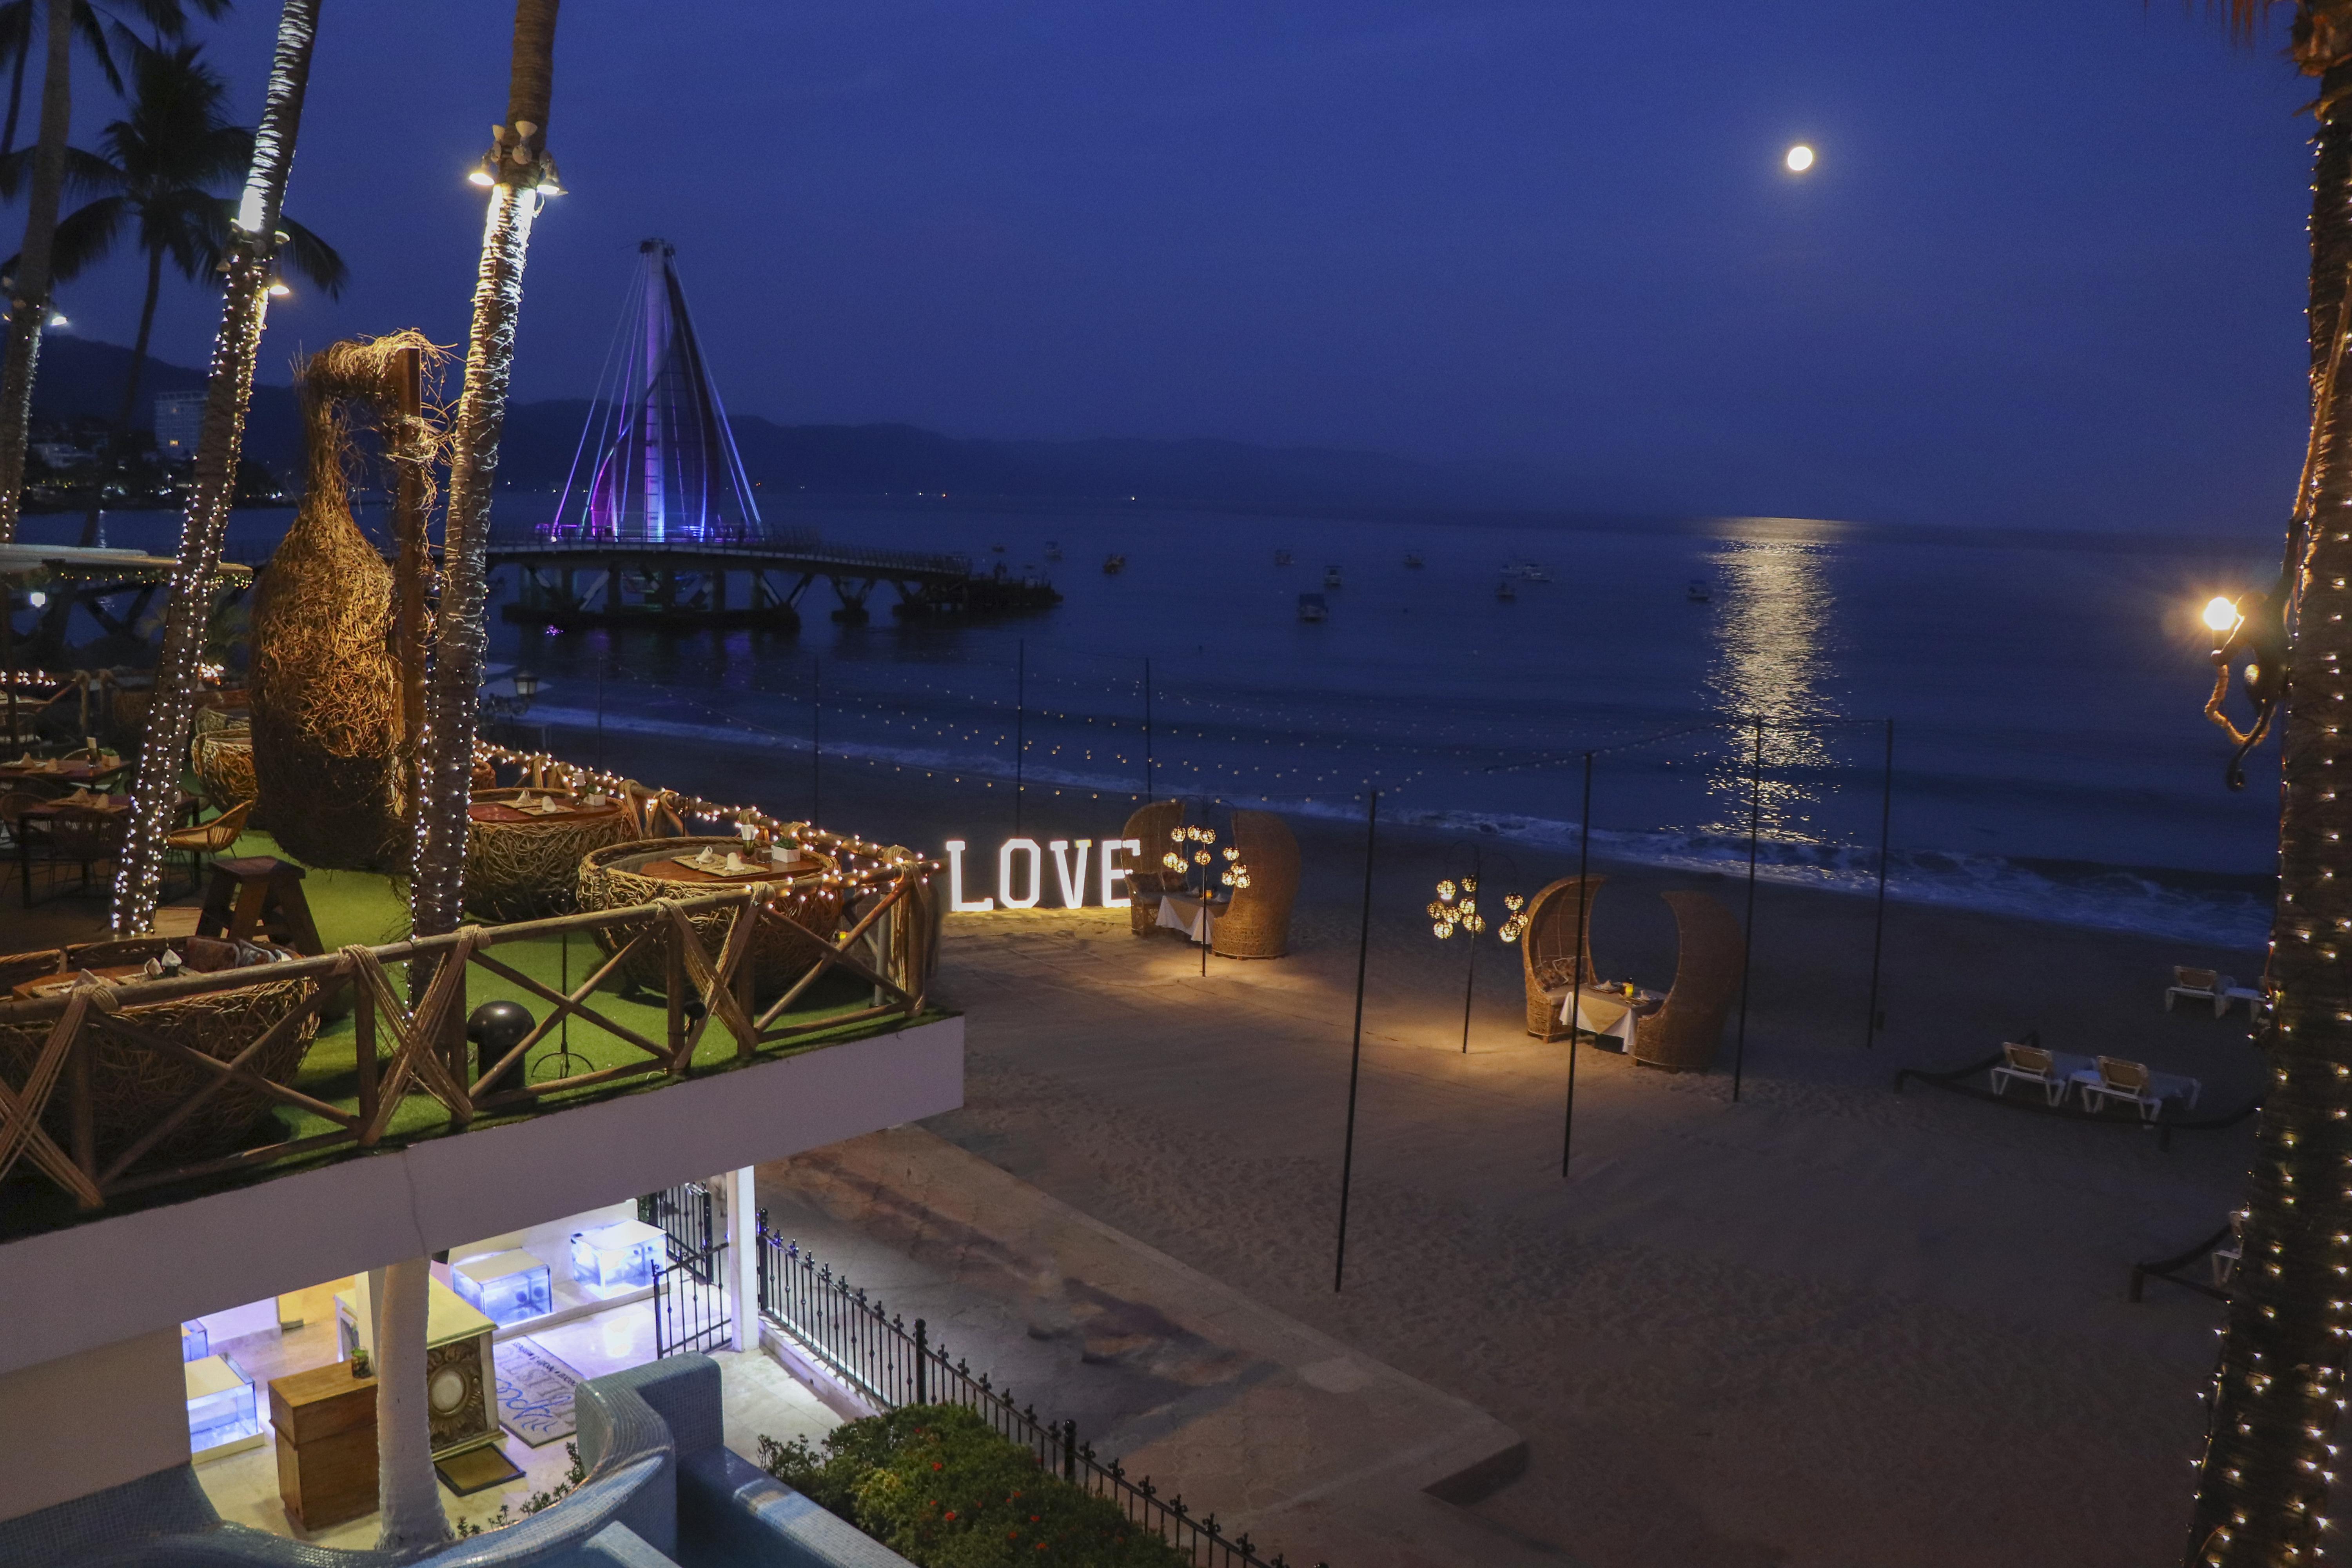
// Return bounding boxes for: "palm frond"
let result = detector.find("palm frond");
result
[273,211,345,299]
[2207,0,2292,41]
[143,185,223,279]
[0,142,118,198]
[45,192,131,281]
[70,0,122,96]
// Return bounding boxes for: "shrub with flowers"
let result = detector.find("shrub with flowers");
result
[759,1405,1190,1567]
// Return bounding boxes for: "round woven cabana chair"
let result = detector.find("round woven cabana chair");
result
[1520,875,1605,1041]
[191,727,259,820]
[463,787,637,924]
[1629,890,1743,1074]
[0,955,322,1170]
[577,836,846,1005]
[1210,809,1300,959]
[1120,800,1184,936]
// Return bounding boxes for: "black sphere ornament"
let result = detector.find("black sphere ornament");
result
[468,999,536,1093]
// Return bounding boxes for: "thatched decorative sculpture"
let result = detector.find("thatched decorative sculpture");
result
[249,332,444,869]
[1210,808,1300,958]
[1521,875,1604,1040]
[1629,891,1744,1074]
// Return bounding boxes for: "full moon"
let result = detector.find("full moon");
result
[1785,144,1815,173]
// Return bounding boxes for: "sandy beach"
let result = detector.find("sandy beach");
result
[552,715,2266,1567]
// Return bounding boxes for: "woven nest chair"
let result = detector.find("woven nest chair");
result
[167,800,251,893]
[1520,875,1605,1040]
[463,786,638,923]
[0,936,322,1168]
[577,836,846,1005]
[1210,809,1300,959]
[1120,800,1185,936]
[191,728,259,822]
[1628,891,1744,1074]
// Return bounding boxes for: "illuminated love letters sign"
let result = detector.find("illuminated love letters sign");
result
[941,836,1143,913]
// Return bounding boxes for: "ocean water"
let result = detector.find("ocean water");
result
[31,503,2282,946]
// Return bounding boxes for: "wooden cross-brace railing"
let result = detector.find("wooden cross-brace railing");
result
[0,867,935,1212]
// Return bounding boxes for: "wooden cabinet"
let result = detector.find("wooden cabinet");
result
[268,1361,376,1532]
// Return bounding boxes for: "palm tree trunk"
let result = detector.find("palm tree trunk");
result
[372,1256,444,1550]
[2182,44,2352,1568]
[410,0,559,946]
[0,0,72,546]
[4,28,30,158]
[76,246,163,550]
[108,0,319,936]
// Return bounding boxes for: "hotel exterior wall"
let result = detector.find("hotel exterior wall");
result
[0,1327,185,1523]
[0,1015,962,1379]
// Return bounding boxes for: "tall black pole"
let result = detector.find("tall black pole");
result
[1459,846,1481,1053]
[1732,715,1764,1102]
[593,659,604,772]
[1334,788,1378,1293]
[1863,717,1895,1049]
[1142,657,1154,803]
[1562,749,1592,1177]
[1014,639,1025,832]
[810,657,821,829]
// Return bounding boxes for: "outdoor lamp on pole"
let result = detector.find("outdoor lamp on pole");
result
[2200,586,2290,790]
[1427,859,1529,1054]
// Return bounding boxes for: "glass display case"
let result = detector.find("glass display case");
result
[570,1218,665,1290]
[180,1321,209,1362]
[450,1249,552,1326]
[185,1354,260,1458]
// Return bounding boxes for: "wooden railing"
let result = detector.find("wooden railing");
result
[0,870,939,1214]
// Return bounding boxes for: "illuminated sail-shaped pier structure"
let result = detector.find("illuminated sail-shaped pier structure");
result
[552,239,762,543]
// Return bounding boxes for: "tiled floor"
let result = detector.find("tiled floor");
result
[191,1298,838,1547]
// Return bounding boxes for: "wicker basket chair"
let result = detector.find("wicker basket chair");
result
[577,837,846,1005]
[462,787,637,923]
[1521,875,1605,1040]
[191,728,259,820]
[1629,891,1744,1074]
[0,961,323,1167]
[1210,809,1300,959]
[1120,800,1185,936]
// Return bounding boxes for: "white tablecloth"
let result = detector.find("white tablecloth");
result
[1156,893,1219,945]
[1551,986,1646,1049]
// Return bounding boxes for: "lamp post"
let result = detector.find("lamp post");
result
[1162,815,1247,978]
[1427,853,1528,1054]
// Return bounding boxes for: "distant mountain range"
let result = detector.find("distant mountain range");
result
[32,334,1554,518]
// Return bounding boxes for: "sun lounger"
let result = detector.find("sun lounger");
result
[2165,967,2237,1016]
[1989,1041,2095,1106]
[2075,1055,2202,1122]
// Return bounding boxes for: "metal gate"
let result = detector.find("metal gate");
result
[644,1183,730,1357]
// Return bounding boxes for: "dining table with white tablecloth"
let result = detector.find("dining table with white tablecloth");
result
[1156,892,1227,945]
[1543,984,1663,1051]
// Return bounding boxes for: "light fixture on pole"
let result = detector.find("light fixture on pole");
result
[1163,817,1247,976]
[2200,584,2290,789]
[1427,858,1528,1053]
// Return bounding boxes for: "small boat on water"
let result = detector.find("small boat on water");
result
[1298,592,1328,622]
[1403,552,1424,569]
[1496,578,1517,602]
[1103,553,1126,575]
[1274,548,1293,566]
[990,543,1007,554]
[1686,579,1711,603]
[1324,564,1343,588]
[1522,563,1550,583]
[1044,541,1063,561]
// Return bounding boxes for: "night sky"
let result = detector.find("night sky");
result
[21,0,2324,532]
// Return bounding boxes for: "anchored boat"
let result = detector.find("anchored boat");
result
[1298,592,1328,622]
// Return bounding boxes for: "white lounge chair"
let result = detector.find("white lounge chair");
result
[2165,967,2236,1017]
[2076,1056,2202,1122]
[1989,1041,2091,1106]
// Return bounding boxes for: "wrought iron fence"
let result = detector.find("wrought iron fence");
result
[755,1221,1328,1568]
[653,1238,731,1356]
[640,1180,716,1266]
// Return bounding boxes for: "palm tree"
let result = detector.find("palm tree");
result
[2186,6,2352,1564]
[0,0,226,155]
[409,0,560,946]
[11,36,343,546]
[107,0,316,939]
[0,0,221,546]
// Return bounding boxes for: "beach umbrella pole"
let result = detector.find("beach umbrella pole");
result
[1333,787,1377,1292]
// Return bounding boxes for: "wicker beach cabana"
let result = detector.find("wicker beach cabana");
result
[1628,891,1743,1074]
[463,787,637,922]
[1120,800,1184,936]
[1521,875,1604,1040]
[0,936,321,1169]
[577,835,845,1004]
[1210,808,1300,959]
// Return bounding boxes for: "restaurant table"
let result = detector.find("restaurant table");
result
[637,849,820,885]
[461,793,636,922]
[1548,984,1664,1051]
[0,756,122,793]
[13,791,129,907]
[466,795,630,827]
[1156,892,1229,945]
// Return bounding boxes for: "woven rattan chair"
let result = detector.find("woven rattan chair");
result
[167,799,251,893]
[1521,875,1604,1040]
[191,728,259,823]
[1210,809,1300,959]
[1629,891,1743,1074]
[1121,800,1184,936]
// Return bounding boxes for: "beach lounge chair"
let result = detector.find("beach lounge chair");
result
[1990,1041,2075,1105]
[1120,800,1184,937]
[1520,875,1604,1041]
[1630,891,1744,1074]
[2212,1209,2246,1288]
[2077,1056,2202,1122]
[2165,967,2234,1016]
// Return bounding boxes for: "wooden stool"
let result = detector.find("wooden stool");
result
[196,856,325,955]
